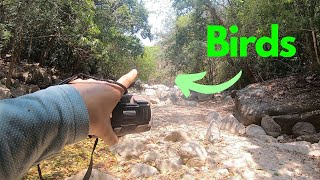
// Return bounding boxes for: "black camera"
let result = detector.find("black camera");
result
[111,94,151,136]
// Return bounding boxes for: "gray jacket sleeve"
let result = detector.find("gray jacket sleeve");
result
[0,84,89,180]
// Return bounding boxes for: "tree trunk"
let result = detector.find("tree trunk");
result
[6,3,24,88]
[39,36,55,66]
[6,28,22,88]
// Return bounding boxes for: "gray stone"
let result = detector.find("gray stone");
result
[144,150,159,162]
[261,115,282,137]
[292,122,317,137]
[246,124,266,137]
[197,93,213,102]
[164,130,190,142]
[205,111,222,123]
[130,163,158,178]
[206,120,221,143]
[220,114,246,135]
[186,101,198,106]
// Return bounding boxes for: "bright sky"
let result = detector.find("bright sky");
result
[139,0,174,46]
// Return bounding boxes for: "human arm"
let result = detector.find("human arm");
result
[0,69,138,179]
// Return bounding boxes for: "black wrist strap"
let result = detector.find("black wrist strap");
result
[58,73,128,94]
[83,138,99,180]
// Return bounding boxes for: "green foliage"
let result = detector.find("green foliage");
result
[161,0,320,88]
[0,0,152,81]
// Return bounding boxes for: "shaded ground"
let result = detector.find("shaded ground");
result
[24,100,320,179]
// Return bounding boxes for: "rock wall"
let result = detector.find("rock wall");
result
[233,75,320,134]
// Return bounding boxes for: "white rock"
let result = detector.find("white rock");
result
[206,120,221,143]
[167,146,179,157]
[112,140,145,160]
[220,114,246,135]
[216,168,229,176]
[143,84,149,89]
[144,150,159,162]
[179,142,207,161]
[277,135,284,141]
[159,91,169,100]
[130,163,158,178]
[205,111,222,122]
[155,157,182,172]
[145,88,157,96]
[164,130,190,142]
[309,150,320,157]
[246,124,267,137]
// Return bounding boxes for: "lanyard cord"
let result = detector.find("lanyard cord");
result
[58,73,128,94]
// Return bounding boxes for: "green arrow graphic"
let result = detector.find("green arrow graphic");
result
[175,70,242,97]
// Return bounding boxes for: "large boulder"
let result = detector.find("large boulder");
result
[245,124,266,137]
[292,122,317,137]
[233,75,320,133]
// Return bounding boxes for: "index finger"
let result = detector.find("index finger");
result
[117,69,138,88]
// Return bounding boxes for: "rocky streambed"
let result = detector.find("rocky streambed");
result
[67,99,320,179]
